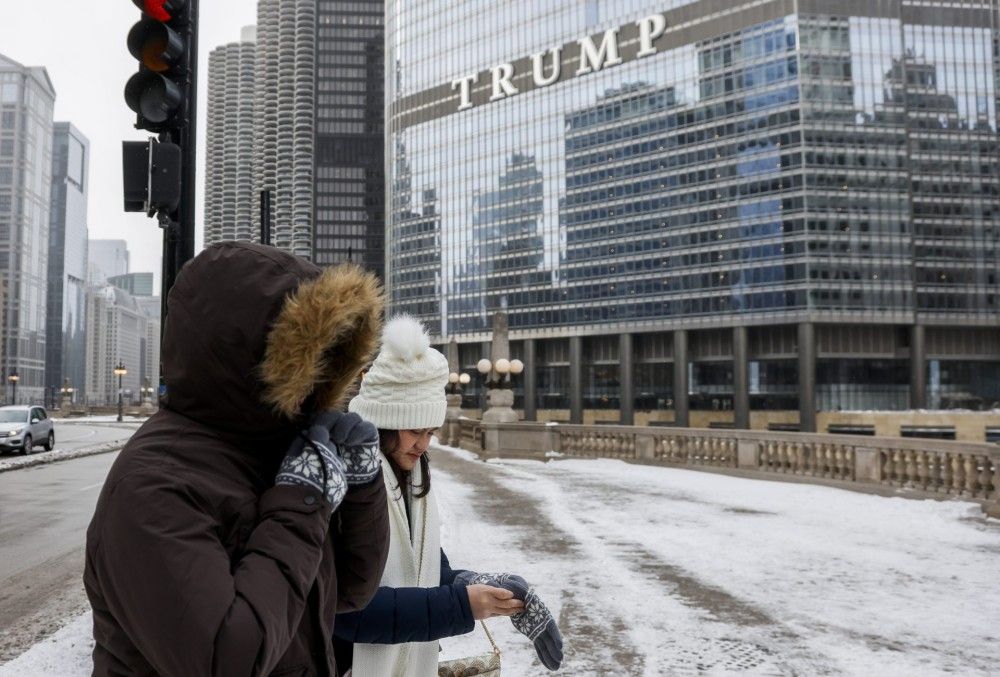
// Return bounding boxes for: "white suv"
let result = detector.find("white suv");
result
[0,406,55,455]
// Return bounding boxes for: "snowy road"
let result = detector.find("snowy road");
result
[3,443,999,675]
[0,423,132,663]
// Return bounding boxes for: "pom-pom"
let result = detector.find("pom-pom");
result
[381,315,430,361]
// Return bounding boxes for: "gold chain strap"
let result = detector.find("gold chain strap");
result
[480,620,501,656]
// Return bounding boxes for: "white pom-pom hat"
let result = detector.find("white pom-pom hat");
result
[348,315,449,430]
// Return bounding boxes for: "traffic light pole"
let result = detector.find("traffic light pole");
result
[177,0,197,276]
[158,0,198,340]
[123,0,201,401]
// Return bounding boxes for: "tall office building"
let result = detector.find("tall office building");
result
[84,286,144,406]
[46,122,89,400]
[109,272,154,297]
[386,0,1000,435]
[248,0,385,273]
[0,54,56,403]
[88,239,129,285]
[205,26,257,246]
[141,317,160,399]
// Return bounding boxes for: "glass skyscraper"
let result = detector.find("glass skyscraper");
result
[0,54,55,404]
[386,1,1000,434]
[46,122,89,402]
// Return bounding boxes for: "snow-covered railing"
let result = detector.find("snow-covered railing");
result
[468,422,1000,516]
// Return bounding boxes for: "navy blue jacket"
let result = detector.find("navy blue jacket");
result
[332,548,474,671]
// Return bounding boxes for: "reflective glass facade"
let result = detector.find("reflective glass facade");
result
[387,1,1000,429]
[46,122,88,399]
[387,0,999,337]
[0,55,55,403]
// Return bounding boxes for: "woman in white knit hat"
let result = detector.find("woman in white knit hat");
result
[333,315,563,676]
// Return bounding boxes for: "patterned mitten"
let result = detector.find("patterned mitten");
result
[309,410,381,485]
[455,571,563,671]
[275,425,348,508]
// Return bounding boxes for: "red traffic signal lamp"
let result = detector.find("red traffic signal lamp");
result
[133,0,185,22]
[124,0,191,133]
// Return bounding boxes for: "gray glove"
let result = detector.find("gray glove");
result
[275,425,348,508]
[456,571,563,671]
[309,410,381,485]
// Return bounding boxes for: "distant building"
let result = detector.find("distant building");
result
[141,315,160,401]
[134,294,161,400]
[196,0,387,273]
[84,286,143,405]
[46,122,89,399]
[88,239,129,286]
[204,26,257,245]
[109,272,154,297]
[0,53,56,403]
[135,295,160,320]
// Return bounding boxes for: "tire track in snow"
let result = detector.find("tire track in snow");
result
[434,448,813,675]
[432,447,646,674]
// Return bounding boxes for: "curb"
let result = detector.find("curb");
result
[0,440,128,474]
[56,420,147,427]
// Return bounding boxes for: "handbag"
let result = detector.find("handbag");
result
[437,621,501,677]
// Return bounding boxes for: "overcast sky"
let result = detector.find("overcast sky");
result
[0,1,260,288]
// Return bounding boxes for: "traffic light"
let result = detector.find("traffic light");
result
[123,138,182,215]
[122,0,199,352]
[124,1,192,133]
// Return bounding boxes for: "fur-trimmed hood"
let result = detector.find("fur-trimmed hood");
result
[160,241,382,444]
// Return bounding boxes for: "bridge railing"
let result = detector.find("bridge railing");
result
[466,421,1000,515]
[457,417,484,453]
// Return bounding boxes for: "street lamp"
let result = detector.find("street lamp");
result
[477,356,524,423]
[139,377,156,413]
[114,361,128,422]
[8,369,18,405]
[443,371,472,446]
[476,357,524,389]
[447,371,471,395]
[60,378,74,409]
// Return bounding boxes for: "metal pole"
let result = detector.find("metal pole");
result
[117,373,124,422]
[178,0,198,271]
[260,189,271,245]
[158,0,199,401]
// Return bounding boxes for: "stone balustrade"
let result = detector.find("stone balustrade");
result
[457,417,484,452]
[459,421,1000,516]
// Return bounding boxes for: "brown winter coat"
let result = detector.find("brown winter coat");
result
[84,242,390,676]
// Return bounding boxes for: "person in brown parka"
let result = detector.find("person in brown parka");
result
[84,241,391,676]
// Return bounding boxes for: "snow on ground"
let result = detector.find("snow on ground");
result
[0,418,140,472]
[58,416,148,424]
[0,614,91,676]
[0,440,126,473]
[437,451,1000,675]
[3,446,998,675]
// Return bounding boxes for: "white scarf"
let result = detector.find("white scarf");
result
[351,451,442,677]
